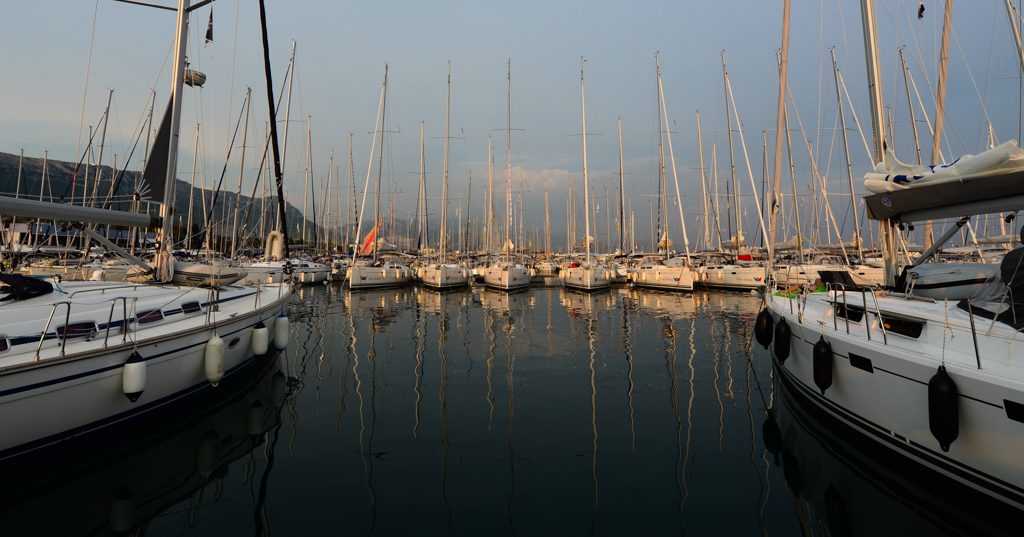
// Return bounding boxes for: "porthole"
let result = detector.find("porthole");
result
[878,314,924,339]
[136,310,164,325]
[181,302,202,314]
[834,304,864,323]
[57,321,97,341]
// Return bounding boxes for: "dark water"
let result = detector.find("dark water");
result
[2,284,1019,536]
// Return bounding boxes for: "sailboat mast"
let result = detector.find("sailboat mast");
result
[441,62,451,262]
[186,128,199,251]
[545,180,551,257]
[466,171,472,253]
[712,143,724,250]
[487,136,494,253]
[418,121,425,251]
[859,0,891,283]
[230,88,250,257]
[831,49,864,261]
[925,0,954,250]
[374,65,389,262]
[92,90,113,209]
[658,63,692,263]
[153,0,191,277]
[348,133,354,250]
[274,41,296,231]
[722,53,740,254]
[656,55,666,256]
[580,58,592,264]
[768,0,791,264]
[506,60,512,260]
[696,111,710,251]
[326,149,333,251]
[618,118,625,254]
[302,116,311,245]
[899,48,923,165]
[860,0,887,163]
[258,0,291,260]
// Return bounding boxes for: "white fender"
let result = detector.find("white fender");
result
[251,321,269,355]
[204,333,226,386]
[90,269,104,281]
[122,351,146,402]
[273,313,290,350]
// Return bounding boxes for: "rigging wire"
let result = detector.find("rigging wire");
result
[73,0,101,186]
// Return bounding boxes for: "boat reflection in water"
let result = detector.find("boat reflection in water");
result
[771,364,1022,536]
[0,352,290,536]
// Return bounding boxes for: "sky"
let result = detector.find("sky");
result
[1,0,1022,251]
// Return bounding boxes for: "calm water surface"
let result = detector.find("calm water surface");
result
[2,284,1015,536]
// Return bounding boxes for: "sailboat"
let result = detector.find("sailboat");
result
[241,48,330,286]
[532,181,558,278]
[422,63,470,291]
[629,55,695,292]
[561,58,610,291]
[348,64,413,290]
[761,0,1024,512]
[0,0,293,463]
[483,60,530,291]
[695,99,766,291]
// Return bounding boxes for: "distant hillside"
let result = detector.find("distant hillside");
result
[0,150,317,242]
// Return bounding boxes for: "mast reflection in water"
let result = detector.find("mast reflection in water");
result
[6,284,1022,535]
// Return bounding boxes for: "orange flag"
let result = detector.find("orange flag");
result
[359,219,382,255]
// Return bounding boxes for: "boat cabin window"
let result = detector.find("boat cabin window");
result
[0,337,9,353]
[876,313,924,339]
[57,321,97,341]
[136,309,164,325]
[834,303,864,323]
[181,302,203,314]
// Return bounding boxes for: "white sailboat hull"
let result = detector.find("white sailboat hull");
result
[0,282,292,463]
[243,262,330,285]
[347,264,413,290]
[483,263,530,291]
[774,264,833,287]
[766,291,1024,509]
[23,264,146,282]
[699,264,766,290]
[421,264,470,290]
[774,264,885,288]
[560,265,611,291]
[630,265,694,291]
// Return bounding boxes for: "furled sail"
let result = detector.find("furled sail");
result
[864,140,1024,222]
[138,98,173,204]
[864,141,1024,194]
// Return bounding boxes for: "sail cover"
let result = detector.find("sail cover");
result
[865,141,1024,195]
[138,98,173,204]
[864,141,1024,222]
